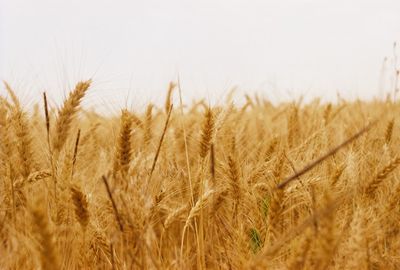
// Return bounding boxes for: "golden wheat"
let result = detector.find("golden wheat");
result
[1,80,400,269]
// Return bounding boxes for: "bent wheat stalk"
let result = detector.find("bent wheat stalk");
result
[277,121,376,189]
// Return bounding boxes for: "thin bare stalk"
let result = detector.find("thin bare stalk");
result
[102,175,124,232]
[147,105,173,191]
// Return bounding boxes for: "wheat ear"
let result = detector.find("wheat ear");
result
[365,156,400,197]
[113,109,133,176]
[385,118,395,144]
[165,81,176,113]
[31,204,60,270]
[199,107,214,159]
[52,80,91,154]
[70,185,90,230]
[4,81,35,178]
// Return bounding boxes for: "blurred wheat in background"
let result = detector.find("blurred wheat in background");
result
[0,79,399,269]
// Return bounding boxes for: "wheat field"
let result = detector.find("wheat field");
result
[0,80,399,269]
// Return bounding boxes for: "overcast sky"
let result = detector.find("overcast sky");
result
[1,0,400,110]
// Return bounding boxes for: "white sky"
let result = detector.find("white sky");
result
[1,0,400,110]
